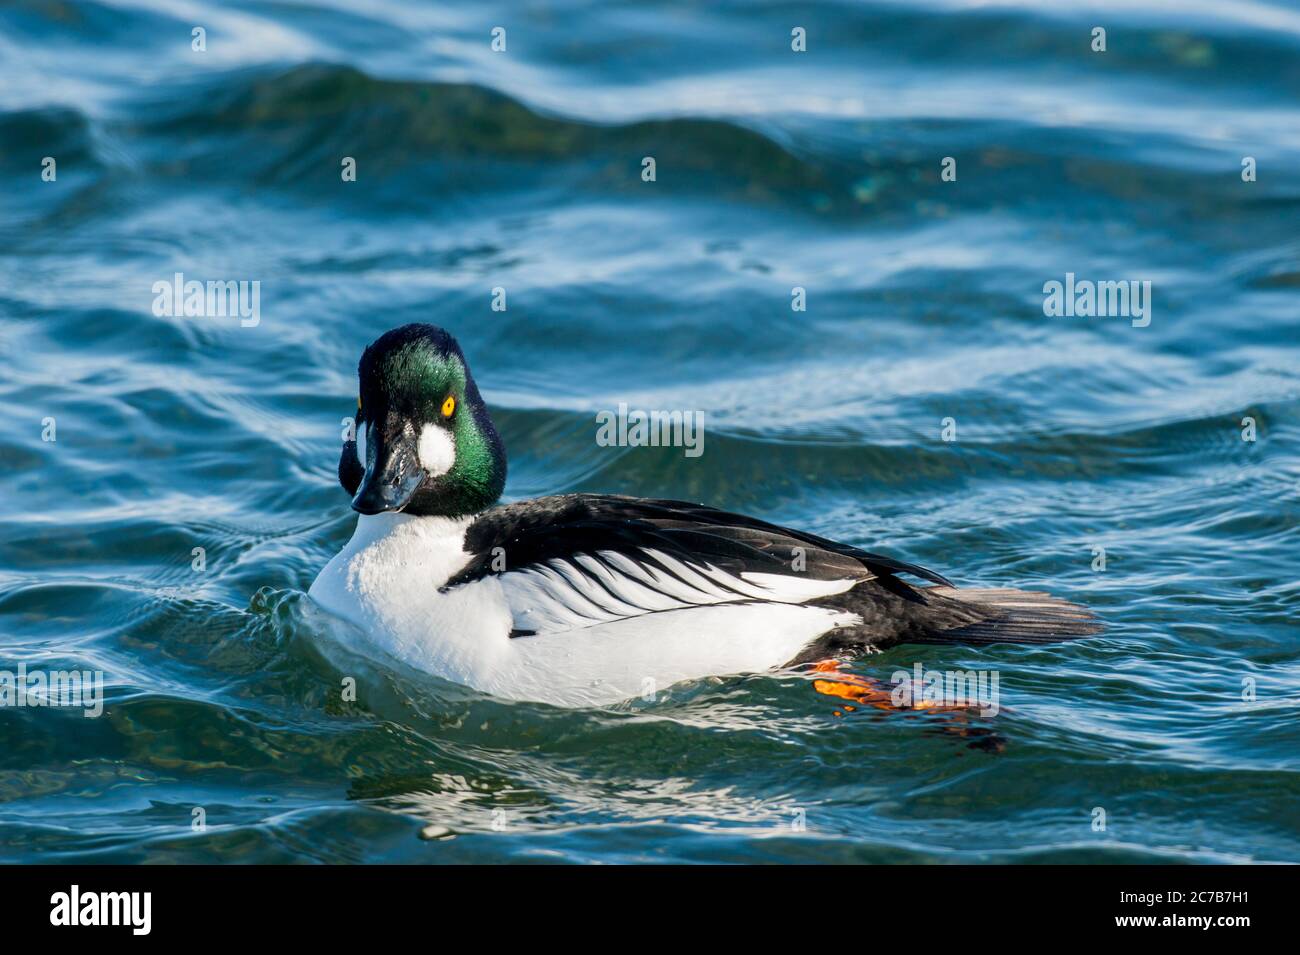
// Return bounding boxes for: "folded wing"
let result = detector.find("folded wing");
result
[445,494,951,637]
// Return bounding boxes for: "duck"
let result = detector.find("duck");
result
[308,323,1099,707]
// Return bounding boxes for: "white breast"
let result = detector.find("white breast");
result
[307,514,860,706]
[307,513,516,687]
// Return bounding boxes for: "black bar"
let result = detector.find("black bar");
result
[0,864,1281,940]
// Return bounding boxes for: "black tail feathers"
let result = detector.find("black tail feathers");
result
[913,586,1101,646]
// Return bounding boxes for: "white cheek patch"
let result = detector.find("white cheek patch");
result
[354,421,368,468]
[418,423,456,477]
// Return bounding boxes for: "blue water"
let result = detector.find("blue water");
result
[1,0,1298,863]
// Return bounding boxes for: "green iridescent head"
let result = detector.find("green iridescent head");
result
[339,324,506,518]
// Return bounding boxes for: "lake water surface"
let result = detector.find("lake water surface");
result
[0,0,1297,863]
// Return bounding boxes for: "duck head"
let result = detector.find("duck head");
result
[339,324,506,518]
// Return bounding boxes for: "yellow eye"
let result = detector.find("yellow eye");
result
[356,396,361,411]
[441,395,456,418]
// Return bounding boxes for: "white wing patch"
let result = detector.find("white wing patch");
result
[499,547,860,635]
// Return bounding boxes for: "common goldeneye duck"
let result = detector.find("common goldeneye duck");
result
[309,323,1099,707]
